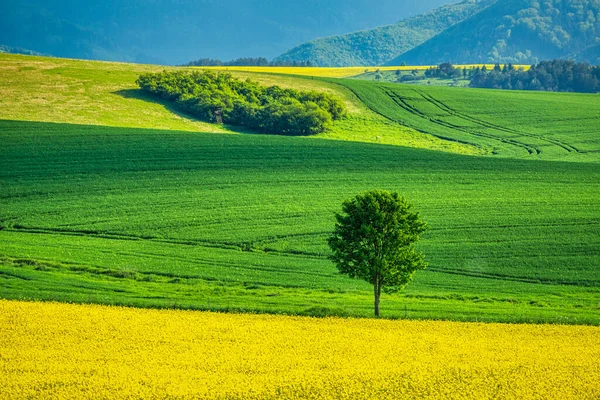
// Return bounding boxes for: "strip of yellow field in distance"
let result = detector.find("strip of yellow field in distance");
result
[199,64,531,78]
[200,66,428,77]
[1,300,598,399]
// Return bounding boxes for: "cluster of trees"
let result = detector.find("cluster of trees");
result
[470,60,600,93]
[137,71,345,135]
[183,57,313,67]
[424,62,466,79]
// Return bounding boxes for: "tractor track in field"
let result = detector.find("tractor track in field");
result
[380,87,541,155]
[335,81,479,147]
[1,226,326,259]
[0,255,332,288]
[411,88,581,155]
[426,266,598,287]
[340,80,592,159]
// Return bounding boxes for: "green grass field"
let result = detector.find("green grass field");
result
[1,120,598,323]
[336,79,600,162]
[0,54,476,155]
[1,54,599,324]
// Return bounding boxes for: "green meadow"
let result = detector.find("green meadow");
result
[0,54,474,154]
[338,79,600,162]
[0,54,599,323]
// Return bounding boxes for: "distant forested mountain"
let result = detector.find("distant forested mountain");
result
[0,45,45,56]
[0,0,451,65]
[388,0,600,65]
[273,0,495,67]
[574,44,600,64]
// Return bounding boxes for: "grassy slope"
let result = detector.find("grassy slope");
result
[0,54,477,155]
[1,54,599,323]
[0,55,225,133]
[336,79,600,163]
[1,120,598,323]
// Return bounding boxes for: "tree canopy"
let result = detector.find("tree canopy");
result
[328,190,428,317]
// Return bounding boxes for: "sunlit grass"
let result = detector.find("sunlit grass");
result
[0,53,481,155]
[1,120,598,323]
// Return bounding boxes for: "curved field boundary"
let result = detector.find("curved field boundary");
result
[412,88,580,155]
[382,87,540,155]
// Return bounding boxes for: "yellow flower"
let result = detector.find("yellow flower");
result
[0,300,597,399]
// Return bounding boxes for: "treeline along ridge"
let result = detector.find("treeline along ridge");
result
[422,60,600,93]
[469,59,600,92]
[137,70,346,135]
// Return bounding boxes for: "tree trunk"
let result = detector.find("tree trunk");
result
[374,277,381,317]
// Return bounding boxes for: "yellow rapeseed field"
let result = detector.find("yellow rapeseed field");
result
[1,300,598,399]
[199,66,423,78]
[199,65,530,78]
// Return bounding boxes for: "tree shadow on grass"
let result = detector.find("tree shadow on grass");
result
[113,89,327,137]
[112,89,254,134]
[113,88,200,122]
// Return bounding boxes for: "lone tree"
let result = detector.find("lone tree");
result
[328,190,427,317]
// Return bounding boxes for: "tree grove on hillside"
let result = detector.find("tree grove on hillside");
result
[424,62,463,79]
[275,0,496,67]
[328,190,428,317]
[137,71,345,135]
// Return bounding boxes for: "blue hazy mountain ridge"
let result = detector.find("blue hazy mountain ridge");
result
[0,0,451,65]
[273,0,496,67]
[574,43,600,64]
[387,0,600,65]
[0,45,45,56]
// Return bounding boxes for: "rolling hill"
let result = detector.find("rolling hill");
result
[388,0,600,65]
[1,55,599,324]
[273,0,495,67]
[0,54,475,153]
[334,78,600,161]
